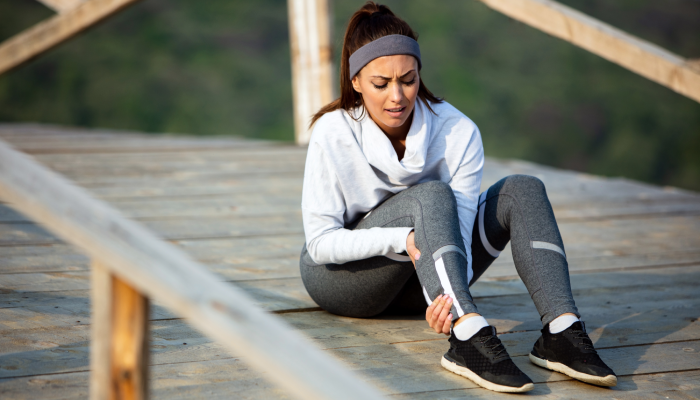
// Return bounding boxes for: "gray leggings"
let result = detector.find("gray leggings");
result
[300,175,579,325]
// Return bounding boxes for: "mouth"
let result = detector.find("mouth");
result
[384,106,407,117]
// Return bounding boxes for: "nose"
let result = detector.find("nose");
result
[389,81,403,103]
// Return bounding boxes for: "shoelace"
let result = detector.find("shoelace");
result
[479,335,508,358]
[570,329,596,352]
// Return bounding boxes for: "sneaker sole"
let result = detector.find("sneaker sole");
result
[528,353,617,387]
[441,356,534,393]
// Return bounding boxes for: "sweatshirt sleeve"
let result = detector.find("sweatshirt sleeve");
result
[301,141,414,265]
[448,122,484,277]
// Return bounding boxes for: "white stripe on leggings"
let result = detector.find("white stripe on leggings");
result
[478,192,502,258]
[531,241,566,258]
[422,286,431,305]
[435,257,465,317]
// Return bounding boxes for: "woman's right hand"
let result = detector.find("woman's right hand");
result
[406,231,421,268]
[426,294,453,335]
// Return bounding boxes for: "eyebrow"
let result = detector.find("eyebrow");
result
[370,70,416,80]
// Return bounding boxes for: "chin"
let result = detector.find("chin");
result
[383,117,408,128]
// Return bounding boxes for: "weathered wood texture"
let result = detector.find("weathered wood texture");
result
[90,261,149,400]
[287,0,334,144]
[0,124,699,399]
[36,0,86,13]
[478,0,700,103]
[0,134,385,400]
[0,0,143,75]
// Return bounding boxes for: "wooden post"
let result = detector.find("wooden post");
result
[477,0,700,104]
[0,0,143,76]
[91,260,149,400]
[287,0,334,145]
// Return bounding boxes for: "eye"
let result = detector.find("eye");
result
[372,83,388,90]
[402,78,416,87]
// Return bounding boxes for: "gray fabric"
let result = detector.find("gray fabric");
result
[349,34,422,79]
[299,175,580,325]
[470,175,579,325]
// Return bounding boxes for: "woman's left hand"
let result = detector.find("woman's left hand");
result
[425,294,453,335]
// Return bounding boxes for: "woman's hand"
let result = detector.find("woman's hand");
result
[426,294,453,335]
[406,231,421,267]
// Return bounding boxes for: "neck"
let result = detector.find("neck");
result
[368,109,414,161]
[371,110,414,142]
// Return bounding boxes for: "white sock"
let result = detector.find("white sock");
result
[549,314,580,334]
[453,315,490,341]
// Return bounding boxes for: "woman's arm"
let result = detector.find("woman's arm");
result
[302,142,414,265]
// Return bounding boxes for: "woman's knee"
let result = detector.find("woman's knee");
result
[502,174,548,199]
[409,180,455,202]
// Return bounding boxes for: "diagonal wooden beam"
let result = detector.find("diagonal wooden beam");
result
[0,0,142,76]
[478,0,700,104]
[36,0,86,13]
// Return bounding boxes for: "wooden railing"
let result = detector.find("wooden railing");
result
[0,139,386,399]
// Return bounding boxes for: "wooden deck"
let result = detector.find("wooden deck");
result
[0,123,699,399]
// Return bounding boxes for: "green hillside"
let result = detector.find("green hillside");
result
[1,0,699,190]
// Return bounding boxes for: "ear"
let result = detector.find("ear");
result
[351,75,362,94]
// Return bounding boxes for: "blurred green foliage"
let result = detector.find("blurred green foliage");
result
[1,0,699,190]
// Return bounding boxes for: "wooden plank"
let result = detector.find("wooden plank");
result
[36,0,86,13]
[5,197,699,223]
[0,0,143,75]
[0,214,306,245]
[3,264,699,332]
[287,0,334,144]
[478,0,700,103]
[0,126,271,153]
[392,370,700,399]
[1,339,698,398]
[2,277,699,380]
[0,141,386,400]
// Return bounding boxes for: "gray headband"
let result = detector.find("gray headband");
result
[349,34,421,79]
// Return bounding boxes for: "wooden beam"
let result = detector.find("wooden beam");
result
[0,140,385,400]
[287,0,334,145]
[36,0,86,13]
[0,0,142,76]
[91,260,149,400]
[478,0,700,104]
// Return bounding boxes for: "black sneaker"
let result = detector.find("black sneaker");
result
[529,321,617,387]
[441,326,534,393]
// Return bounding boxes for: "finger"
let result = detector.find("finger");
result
[431,296,452,331]
[436,298,452,329]
[425,294,442,320]
[442,313,453,335]
[435,297,452,331]
[429,296,445,328]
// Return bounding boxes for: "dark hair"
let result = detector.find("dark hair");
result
[310,1,443,127]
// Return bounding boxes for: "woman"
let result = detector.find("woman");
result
[299,2,616,393]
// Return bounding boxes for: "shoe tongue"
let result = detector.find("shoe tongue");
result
[476,325,496,337]
[569,321,585,331]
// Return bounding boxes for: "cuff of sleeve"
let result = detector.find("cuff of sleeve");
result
[389,227,415,254]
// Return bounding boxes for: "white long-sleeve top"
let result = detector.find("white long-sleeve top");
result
[302,99,484,267]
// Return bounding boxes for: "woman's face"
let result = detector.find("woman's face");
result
[352,54,419,136]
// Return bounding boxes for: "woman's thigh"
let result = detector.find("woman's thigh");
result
[300,247,416,317]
